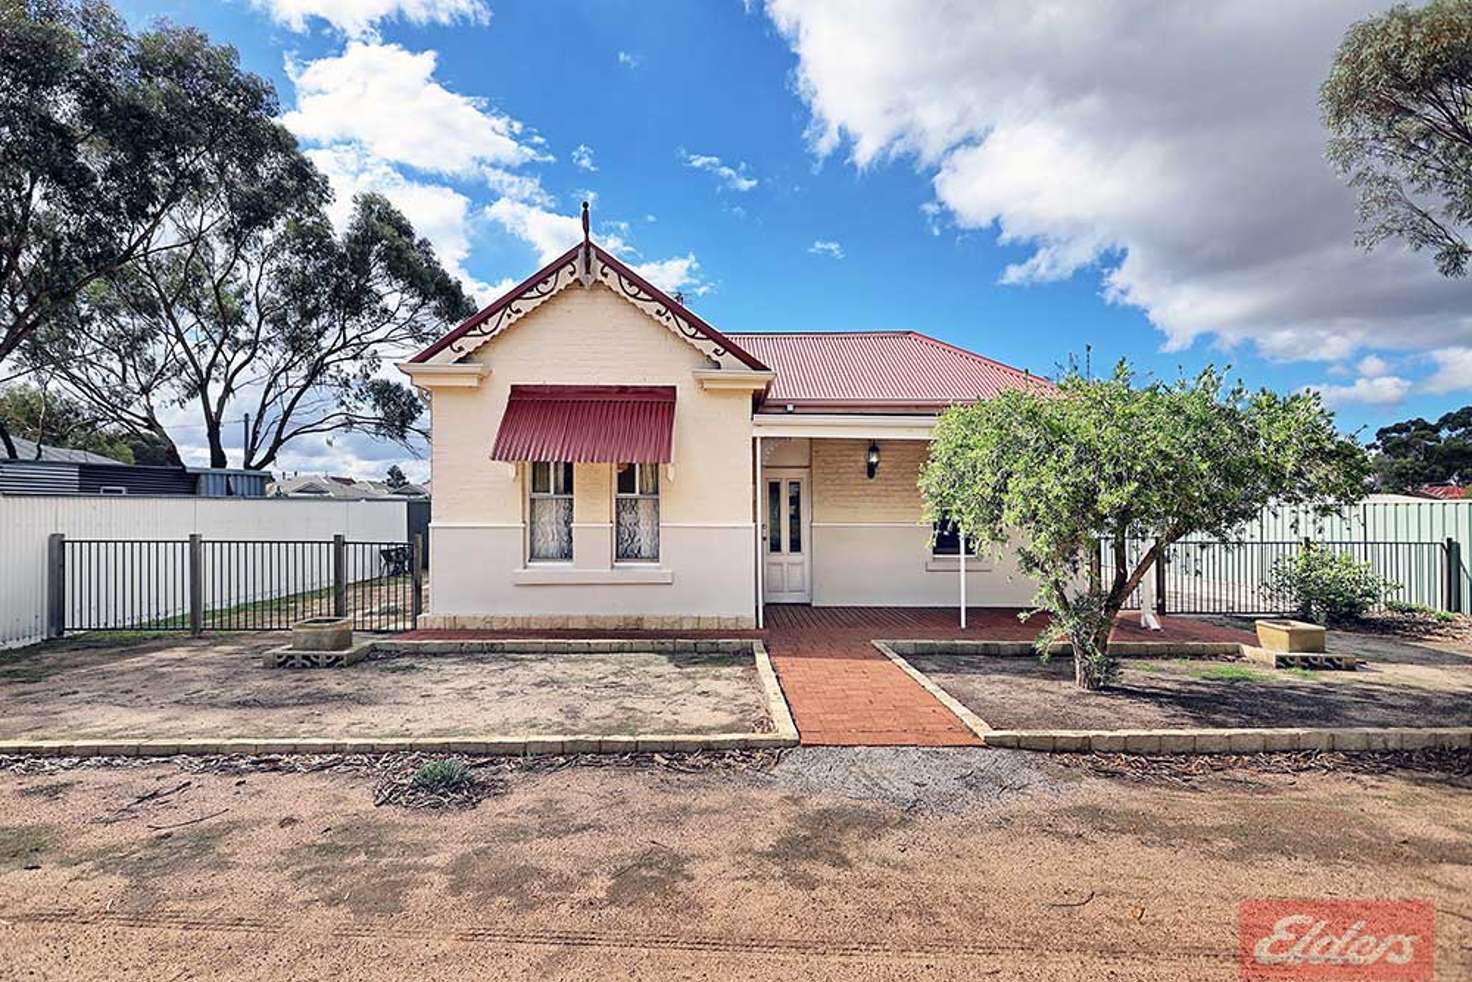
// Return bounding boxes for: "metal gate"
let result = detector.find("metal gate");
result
[48,533,424,637]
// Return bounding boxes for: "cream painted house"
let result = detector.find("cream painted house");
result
[401,215,1054,630]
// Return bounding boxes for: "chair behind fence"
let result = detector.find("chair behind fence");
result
[50,534,423,637]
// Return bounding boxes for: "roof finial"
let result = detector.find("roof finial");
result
[578,200,593,285]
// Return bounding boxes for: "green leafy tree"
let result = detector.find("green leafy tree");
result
[0,380,132,460]
[1322,0,1472,275]
[1,0,319,456]
[40,194,473,468]
[1370,407,1472,491]
[919,362,1370,690]
[384,464,408,488]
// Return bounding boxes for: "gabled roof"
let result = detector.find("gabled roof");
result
[409,241,768,371]
[727,331,1053,411]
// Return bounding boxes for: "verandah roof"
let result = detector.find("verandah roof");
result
[490,385,676,464]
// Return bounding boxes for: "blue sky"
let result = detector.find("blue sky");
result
[112,1,1472,479]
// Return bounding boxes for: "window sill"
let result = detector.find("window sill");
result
[925,557,992,573]
[513,566,675,586]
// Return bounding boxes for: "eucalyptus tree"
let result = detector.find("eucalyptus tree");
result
[1,0,315,455]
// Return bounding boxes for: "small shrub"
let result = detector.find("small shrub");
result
[1267,545,1398,626]
[1386,600,1456,623]
[411,759,470,790]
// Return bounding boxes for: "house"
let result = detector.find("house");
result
[271,474,430,500]
[400,209,1052,630]
[0,439,269,497]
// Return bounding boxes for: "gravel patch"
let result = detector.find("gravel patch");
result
[758,747,1068,814]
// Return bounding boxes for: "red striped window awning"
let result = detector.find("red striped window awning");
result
[490,385,676,463]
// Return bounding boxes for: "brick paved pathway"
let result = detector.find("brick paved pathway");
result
[762,606,1252,746]
[764,607,982,746]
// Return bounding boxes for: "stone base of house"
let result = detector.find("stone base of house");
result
[414,613,757,631]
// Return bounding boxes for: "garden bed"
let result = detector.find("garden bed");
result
[0,635,773,741]
[907,640,1472,731]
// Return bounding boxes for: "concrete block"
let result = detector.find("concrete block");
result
[1122,732,1164,754]
[1016,733,1057,752]
[1226,730,1266,753]
[1091,732,1128,753]
[1157,732,1198,754]
[1331,729,1371,752]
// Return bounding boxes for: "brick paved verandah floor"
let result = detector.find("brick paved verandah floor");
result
[399,607,1253,747]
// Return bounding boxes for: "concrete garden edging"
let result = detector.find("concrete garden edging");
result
[878,640,1472,756]
[0,637,800,760]
[882,639,1246,658]
[977,726,1472,755]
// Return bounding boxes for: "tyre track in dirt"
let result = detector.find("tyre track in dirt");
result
[8,906,1236,968]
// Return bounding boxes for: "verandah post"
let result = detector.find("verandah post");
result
[411,533,424,623]
[45,533,65,640]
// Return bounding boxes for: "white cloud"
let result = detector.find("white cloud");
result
[483,200,710,296]
[631,254,710,297]
[282,42,543,179]
[1312,375,1412,409]
[571,144,597,172]
[1424,347,1472,395]
[680,150,758,192]
[251,0,489,38]
[1356,354,1390,378]
[765,0,1472,363]
[808,239,845,259]
[617,51,642,68]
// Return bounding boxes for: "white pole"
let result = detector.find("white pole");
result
[754,436,764,629]
[959,539,967,629]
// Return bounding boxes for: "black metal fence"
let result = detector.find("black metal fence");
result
[1098,538,1464,616]
[48,534,423,637]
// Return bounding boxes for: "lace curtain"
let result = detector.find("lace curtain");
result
[616,497,659,561]
[529,498,572,560]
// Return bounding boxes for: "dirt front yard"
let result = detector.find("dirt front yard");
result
[0,748,1467,981]
[909,629,1472,731]
[0,635,770,740]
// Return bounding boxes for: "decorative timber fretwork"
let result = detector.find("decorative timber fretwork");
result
[410,202,767,371]
[592,253,733,367]
[441,253,580,360]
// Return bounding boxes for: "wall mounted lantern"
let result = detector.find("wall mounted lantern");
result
[866,441,880,480]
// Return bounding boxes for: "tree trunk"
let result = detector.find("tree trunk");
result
[0,416,15,459]
[205,423,227,469]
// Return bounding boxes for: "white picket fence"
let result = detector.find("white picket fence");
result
[0,495,411,648]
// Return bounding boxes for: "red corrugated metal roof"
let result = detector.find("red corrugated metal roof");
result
[490,385,676,463]
[727,331,1053,409]
[1418,484,1468,500]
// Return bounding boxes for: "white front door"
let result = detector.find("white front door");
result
[763,470,811,603]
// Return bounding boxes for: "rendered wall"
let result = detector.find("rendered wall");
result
[424,284,756,628]
[807,438,1039,607]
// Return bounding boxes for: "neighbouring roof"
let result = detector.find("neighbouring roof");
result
[1417,484,1468,500]
[270,475,429,499]
[8,437,125,466]
[491,386,676,464]
[727,331,1054,412]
